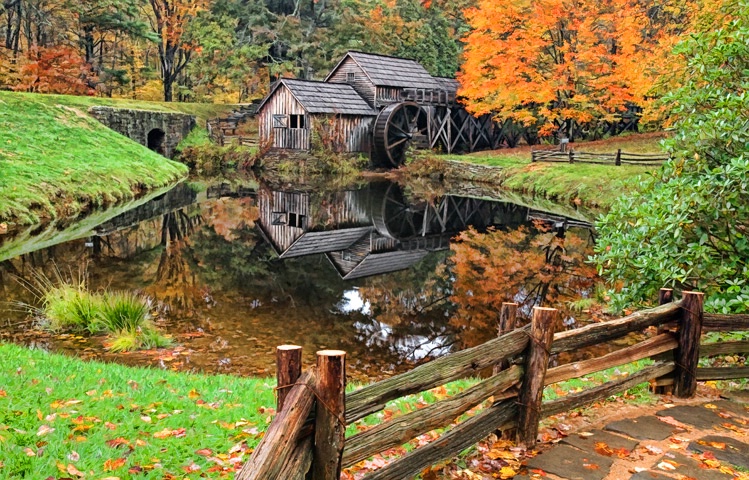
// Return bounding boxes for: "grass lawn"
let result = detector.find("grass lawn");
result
[10,92,235,126]
[0,341,664,478]
[0,91,193,226]
[0,343,475,478]
[0,342,275,478]
[440,132,669,209]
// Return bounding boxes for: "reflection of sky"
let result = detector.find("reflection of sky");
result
[337,288,371,315]
[353,319,451,361]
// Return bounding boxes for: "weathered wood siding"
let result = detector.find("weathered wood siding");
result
[258,190,309,253]
[312,115,374,153]
[327,57,377,107]
[258,85,310,150]
[376,87,402,107]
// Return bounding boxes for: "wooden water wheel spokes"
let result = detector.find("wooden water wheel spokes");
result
[373,102,427,168]
[372,183,426,239]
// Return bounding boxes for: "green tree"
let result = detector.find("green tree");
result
[593,0,749,313]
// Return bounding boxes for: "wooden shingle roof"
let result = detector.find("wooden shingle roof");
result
[327,51,440,90]
[258,78,376,116]
[434,77,460,94]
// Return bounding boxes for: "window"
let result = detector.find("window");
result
[271,212,287,225]
[346,72,355,83]
[272,114,287,128]
[289,114,306,129]
[288,212,306,228]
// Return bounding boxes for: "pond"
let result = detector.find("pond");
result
[0,175,599,382]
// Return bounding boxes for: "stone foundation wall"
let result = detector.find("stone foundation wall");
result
[88,106,196,158]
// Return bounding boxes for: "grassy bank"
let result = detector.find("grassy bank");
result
[438,132,669,209]
[0,92,193,226]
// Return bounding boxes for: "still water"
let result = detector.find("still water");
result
[0,177,597,382]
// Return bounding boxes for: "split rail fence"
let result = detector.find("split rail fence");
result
[531,147,669,166]
[236,290,749,480]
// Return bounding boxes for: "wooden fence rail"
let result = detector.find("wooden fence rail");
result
[236,291,749,480]
[531,147,669,165]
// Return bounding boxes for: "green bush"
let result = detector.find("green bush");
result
[28,274,171,352]
[41,283,101,332]
[593,1,749,313]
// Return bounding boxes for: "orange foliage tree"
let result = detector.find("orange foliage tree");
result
[14,46,97,95]
[458,0,693,139]
[147,0,205,101]
[447,223,597,348]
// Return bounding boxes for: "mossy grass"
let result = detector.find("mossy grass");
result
[0,91,192,226]
[431,132,669,209]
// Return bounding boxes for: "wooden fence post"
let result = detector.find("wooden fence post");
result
[568,150,574,163]
[517,307,557,447]
[615,149,622,166]
[495,303,519,374]
[277,345,303,412]
[312,350,346,480]
[655,289,674,394]
[674,292,704,398]
[499,303,519,337]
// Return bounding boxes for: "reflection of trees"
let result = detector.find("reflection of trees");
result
[145,209,204,316]
[447,222,597,349]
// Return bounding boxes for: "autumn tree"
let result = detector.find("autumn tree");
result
[14,45,97,94]
[447,223,596,348]
[593,0,749,314]
[147,0,205,101]
[459,0,693,140]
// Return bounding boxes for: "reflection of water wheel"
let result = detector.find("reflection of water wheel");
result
[373,102,428,168]
[371,183,426,239]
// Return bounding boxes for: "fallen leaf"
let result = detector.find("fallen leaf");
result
[104,458,126,471]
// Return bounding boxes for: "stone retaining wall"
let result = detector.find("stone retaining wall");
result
[89,106,195,158]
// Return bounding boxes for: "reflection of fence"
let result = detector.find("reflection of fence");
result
[236,289,749,480]
[531,147,669,165]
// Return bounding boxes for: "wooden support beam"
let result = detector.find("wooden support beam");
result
[545,333,677,386]
[499,302,519,336]
[236,370,317,480]
[277,345,303,412]
[700,340,749,357]
[655,288,674,394]
[551,302,681,354]
[360,399,517,480]
[674,292,704,398]
[495,303,519,374]
[346,327,529,423]
[703,313,749,331]
[517,307,557,447]
[312,350,346,480]
[278,436,313,480]
[542,363,675,418]
[343,365,522,468]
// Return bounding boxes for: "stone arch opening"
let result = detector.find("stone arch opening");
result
[147,128,166,155]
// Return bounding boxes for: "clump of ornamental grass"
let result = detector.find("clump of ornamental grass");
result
[18,270,171,352]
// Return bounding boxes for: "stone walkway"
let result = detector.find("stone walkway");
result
[516,391,749,480]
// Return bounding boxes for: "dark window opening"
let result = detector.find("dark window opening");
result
[346,72,355,83]
[289,114,306,129]
[273,114,288,128]
[288,212,306,228]
[147,128,166,155]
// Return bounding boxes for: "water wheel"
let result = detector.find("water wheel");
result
[371,183,427,239]
[373,102,428,168]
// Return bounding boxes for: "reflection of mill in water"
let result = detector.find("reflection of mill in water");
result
[257,183,592,280]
